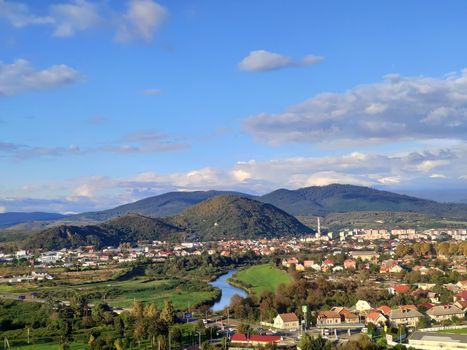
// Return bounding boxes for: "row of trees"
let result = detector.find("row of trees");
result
[395,241,467,258]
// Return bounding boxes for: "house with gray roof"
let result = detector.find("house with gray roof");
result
[389,308,423,327]
[426,304,465,322]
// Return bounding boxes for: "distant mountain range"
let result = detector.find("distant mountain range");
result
[73,190,251,221]
[69,184,467,221]
[2,184,467,248]
[0,212,66,229]
[22,195,310,249]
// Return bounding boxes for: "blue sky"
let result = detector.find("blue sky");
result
[1,0,467,213]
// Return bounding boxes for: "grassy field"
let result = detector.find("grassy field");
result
[2,277,219,310]
[85,278,218,308]
[437,328,467,334]
[232,264,293,295]
[41,277,218,309]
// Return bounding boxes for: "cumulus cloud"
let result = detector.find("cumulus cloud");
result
[2,145,466,212]
[0,0,53,27]
[244,70,467,144]
[50,0,101,37]
[238,50,323,72]
[0,59,80,96]
[0,0,167,42]
[115,0,168,42]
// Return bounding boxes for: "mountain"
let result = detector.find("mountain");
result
[169,195,313,241]
[260,184,467,218]
[0,212,66,229]
[22,196,313,248]
[71,190,251,222]
[4,184,467,233]
[23,214,183,250]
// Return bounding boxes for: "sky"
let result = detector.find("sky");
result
[1,0,467,213]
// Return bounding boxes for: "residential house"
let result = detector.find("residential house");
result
[454,290,467,302]
[295,263,305,272]
[355,300,373,312]
[316,311,341,326]
[426,304,465,322]
[273,313,299,330]
[389,308,423,327]
[366,311,387,326]
[380,259,403,273]
[344,259,356,269]
[457,280,467,290]
[282,257,299,268]
[331,307,360,323]
[321,259,334,271]
[349,251,379,262]
[389,284,410,295]
[453,301,467,313]
[377,305,392,316]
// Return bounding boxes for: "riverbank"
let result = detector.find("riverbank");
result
[227,264,293,295]
[209,269,248,311]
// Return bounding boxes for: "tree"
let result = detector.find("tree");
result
[237,323,252,336]
[133,319,146,346]
[160,300,175,325]
[114,338,124,350]
[298,333,330,350]
[114,316,125,338]
[59,319,73,346]
[131,300,144,319]
[144,303,158,318]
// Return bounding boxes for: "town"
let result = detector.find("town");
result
[0,225,466,349]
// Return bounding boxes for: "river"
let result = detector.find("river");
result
[209,269,248,312]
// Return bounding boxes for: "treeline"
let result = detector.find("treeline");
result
[395,241,467,258]
[145,251,263,281]
[0,296,198,350]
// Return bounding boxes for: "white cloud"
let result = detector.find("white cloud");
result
[0,0,168,42]
[2,144,467,212]
[0,0,53,27]
[0,59,80,96]
[244,70,467,144]
[0,130,188,159]
[116,0,168,42]
[430,173,447,179]
[0,206,6,213]
[238,50,323,72]
[50,0,101,37]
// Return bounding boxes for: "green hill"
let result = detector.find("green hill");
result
[169,195,312,241]
[23,214,183,250]
[71,190,251,221]
[22,196,312,248]
[260,184,467,218]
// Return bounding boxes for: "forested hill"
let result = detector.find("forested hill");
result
[22,196,313,249]
[4,185,467,232]
[76,184,467,220]
[23,214,183,250]
[168,195,313,241]
[260,184,467,218]
[71,190,252,221]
